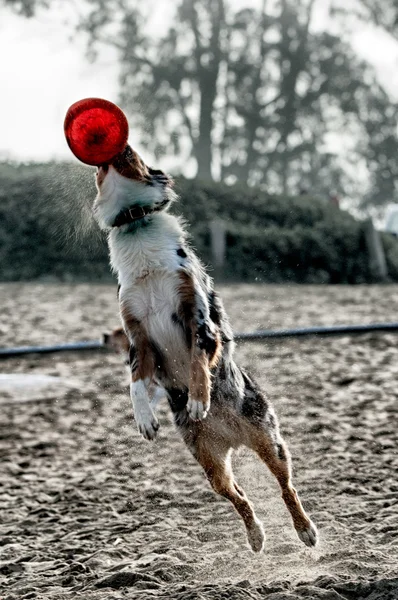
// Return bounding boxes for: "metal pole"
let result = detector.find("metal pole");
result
[0,341,105,358]
[1,323,398,358]
[235,322,398,341]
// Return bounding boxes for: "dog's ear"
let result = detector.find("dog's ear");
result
[112,144,150,181]
[148,167,174,188]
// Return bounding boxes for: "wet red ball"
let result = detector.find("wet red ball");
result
[64,98,129,166]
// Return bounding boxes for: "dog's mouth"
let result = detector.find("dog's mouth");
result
[96,145,173,189]
[96,163,109,187]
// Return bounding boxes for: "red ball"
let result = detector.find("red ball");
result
[64,98,129,166]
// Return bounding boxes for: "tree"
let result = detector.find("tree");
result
[80,0,398,206]
[5,0,398,206]
[80,0,228,181]
[221,1,398,204]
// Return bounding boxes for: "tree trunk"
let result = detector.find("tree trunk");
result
[189,0,225,181]
[196,73,217,180]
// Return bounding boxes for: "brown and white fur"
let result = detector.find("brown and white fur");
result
[94,146,318,552]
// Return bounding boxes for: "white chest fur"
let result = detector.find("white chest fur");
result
[108,212,185,282]
[120,272,190,387]
[110,213,190,386]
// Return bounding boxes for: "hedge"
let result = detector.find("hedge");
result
[0,161,397,283]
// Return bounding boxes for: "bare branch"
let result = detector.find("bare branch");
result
[174,90,197,151]
[209,0,225,66]
[189,0,204,73]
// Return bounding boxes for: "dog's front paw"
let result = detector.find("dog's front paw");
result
[187,397,209,421]
[134,403,159,441]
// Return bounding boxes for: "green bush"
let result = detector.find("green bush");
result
[0,162,397,283]
[0,162,109,281]
[174,178,375,283]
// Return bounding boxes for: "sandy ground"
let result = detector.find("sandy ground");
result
[1,283,398,600]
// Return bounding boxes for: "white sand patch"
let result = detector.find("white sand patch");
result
[0,373,80,403]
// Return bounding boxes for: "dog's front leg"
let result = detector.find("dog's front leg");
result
[188,343,212,420]
[178,272,222,421]
[122,308,159,441]
[130,377,159,441]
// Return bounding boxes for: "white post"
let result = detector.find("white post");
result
[209,219,226,270]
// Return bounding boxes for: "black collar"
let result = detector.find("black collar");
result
[111,199,169,228]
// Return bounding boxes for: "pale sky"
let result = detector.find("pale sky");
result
[0,0,398,167]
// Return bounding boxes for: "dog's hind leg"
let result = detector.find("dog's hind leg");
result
[195,444,265,553]
[249,429,318,547]
[240,371,318,547]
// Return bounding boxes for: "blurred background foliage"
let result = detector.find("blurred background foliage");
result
[75,0,398,207]
[1,161,398,283]
[3,0,398,206]
[1,0,398,282]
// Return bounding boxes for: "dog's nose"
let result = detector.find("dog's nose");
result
[102,333,110,344]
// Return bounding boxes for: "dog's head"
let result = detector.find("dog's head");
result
[93,145,175,230]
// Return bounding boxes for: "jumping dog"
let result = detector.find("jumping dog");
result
[95,145,318,552]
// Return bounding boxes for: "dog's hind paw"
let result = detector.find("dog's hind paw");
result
[297,521,318,547]
[247,518,265,553]
[187,397,209,421]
